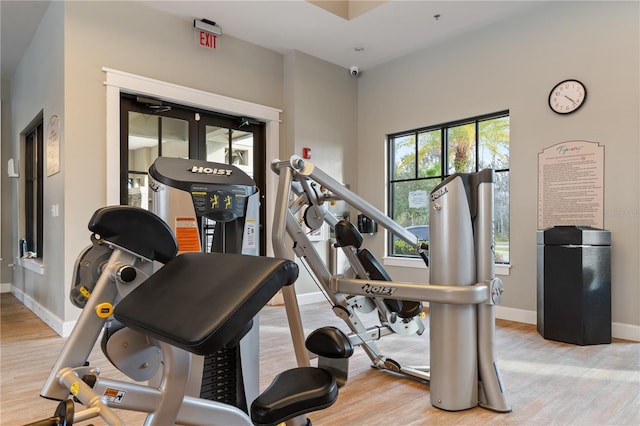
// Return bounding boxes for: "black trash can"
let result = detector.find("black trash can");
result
[536,226,611,345]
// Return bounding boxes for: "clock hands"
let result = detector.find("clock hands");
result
[564,95,577,104]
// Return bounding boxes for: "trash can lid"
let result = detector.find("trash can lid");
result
[537,226,611,246]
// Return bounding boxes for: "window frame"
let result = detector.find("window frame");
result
[387,110,510,263]
[23,115,44,259]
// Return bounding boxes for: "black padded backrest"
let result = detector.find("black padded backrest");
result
[357,249,422,319]
[357,249,392,281]
[88,206,178,264]
[114,252,299,355]
[334,220,363,249]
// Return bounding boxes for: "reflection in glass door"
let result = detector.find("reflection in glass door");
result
[126,111,158,208]
[120,94,266,254]
[205,126,254,177]
[201,125,256,250]
[121,97,192,207]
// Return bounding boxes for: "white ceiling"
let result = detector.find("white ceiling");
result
[1,0,544,81]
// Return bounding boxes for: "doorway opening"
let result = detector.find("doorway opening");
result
[120,94,266,255]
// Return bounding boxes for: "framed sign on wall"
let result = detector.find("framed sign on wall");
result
[46,115,60,176]
[538,140,604,229]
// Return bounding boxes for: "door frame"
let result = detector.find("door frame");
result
[103,68,281,256]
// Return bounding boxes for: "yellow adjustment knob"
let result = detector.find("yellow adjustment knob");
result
[95,302,114,318]
[79,286,91,299]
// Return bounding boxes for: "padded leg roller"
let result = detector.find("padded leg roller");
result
[305,326,353,387]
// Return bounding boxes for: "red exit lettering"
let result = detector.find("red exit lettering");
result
[199,31,217,49]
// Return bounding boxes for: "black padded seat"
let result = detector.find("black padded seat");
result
[250,327,351,425]
[88,206,178,264]
[251,367,338,426]
[114,252,299,355]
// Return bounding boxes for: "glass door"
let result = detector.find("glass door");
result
[199,115,266,254]
[120,94,266,254]
[120,95,196,207]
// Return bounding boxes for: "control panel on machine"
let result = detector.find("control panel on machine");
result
[190,185,247,222]
[150,157,257,222]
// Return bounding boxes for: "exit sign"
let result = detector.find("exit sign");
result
[198,30,217,49]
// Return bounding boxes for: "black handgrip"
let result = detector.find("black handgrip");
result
[419,243,429,267]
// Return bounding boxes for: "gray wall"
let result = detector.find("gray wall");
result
[357,1,639,330]
[60,0,285,321]
[283,51,358,294]
[6,1,65,325]
[1,79,13,290]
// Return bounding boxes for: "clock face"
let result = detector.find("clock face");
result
[549,79,586,114]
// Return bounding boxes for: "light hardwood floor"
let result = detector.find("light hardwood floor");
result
[1,292,639,425]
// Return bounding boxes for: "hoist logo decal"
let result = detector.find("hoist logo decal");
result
[362,283,396,297]
[430,186,448,202]
[189,166,233,176]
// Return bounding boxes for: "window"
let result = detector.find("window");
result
[388,111,510,263]
[23,117,44,259]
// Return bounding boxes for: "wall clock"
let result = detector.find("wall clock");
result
[548,79,587,114]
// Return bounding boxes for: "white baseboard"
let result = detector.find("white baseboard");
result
[490,304,639,342]
[611,322,640,342]
[495,305,537,324]
[296,291,640,342]
[1,282,12,293]
[297,291,328,306]
[10,287,75,337]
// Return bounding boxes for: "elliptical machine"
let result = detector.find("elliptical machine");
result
[147,156,262,409]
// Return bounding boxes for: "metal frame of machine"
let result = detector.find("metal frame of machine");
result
[34,157,350,426]
[271,156,511,413]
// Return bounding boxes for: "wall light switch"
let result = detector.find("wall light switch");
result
[51,204,59,217]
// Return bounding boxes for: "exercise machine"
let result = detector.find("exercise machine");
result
[33,206,353,426]
[271,156,511,412]
[147,157,261,408]
[34,156,353,425]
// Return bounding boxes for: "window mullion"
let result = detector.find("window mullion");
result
[413,131,418,179]
[25,135,35,252]
[36,123,44,258]
[228,128,233,165]
[157,117,163,157]
[442,127,448,178]
[475,119,480,172]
